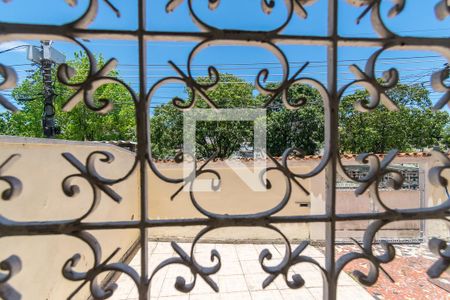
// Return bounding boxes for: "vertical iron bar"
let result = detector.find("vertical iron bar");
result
[419,168,426,241]
[137,0,149,299]
[325,0,338,299]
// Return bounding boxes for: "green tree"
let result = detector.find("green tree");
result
[0,52,136,141]
[150,103,184,158]
[258,83,325,156]
[150,74,258,159]
[443,125,450,148]
[339,83,450,153]
[151,79,326,159]
[9,58,446,158]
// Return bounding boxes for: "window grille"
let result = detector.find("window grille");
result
[0,1,449,300]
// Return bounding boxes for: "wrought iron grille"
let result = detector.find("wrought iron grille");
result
[0,1,450,300]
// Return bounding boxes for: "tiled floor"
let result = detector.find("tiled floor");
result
[110,242,373,300]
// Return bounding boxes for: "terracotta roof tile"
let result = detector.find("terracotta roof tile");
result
[98,141,449,162]
[150,151,449,163]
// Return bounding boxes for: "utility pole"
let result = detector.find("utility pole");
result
[27,40,66,138]
[40,41,57,138]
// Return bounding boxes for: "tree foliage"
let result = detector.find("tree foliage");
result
[150,74,258,159]
[258,83,325,156]
[150,77,328,159]
[2,59,448,158]
[0,52,136,141]
[339,84,449,153]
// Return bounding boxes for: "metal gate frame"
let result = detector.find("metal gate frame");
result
[0,1,449,299]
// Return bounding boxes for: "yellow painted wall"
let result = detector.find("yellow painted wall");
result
[0,137,139,300]
[0,136,448,299]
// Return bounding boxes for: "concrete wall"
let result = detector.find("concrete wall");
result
[148,160,313,242]
[0,137,140,300]
[424,157,450,240]
[0,136,449,298]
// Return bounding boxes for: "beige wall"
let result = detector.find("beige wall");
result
[0,136,449,298]
[148,161,313,242]
[0,137,140,300]
[424,157,450,240]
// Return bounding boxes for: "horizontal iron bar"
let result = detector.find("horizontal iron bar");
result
[0,23,448,48]
[338,36,450,49]
[1,211,448,236]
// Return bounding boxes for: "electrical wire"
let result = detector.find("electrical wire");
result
[2,54,446,70]
[1,53,448,110]
[0,45,29,54]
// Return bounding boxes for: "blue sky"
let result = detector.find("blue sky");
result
[0,0,449,111]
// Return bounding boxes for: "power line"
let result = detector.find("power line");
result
[3,54,445,70]
[119,55,446,68]
[11,63,446,81]
[2,54,447,108]
[0,45,29,55]
[9,58,447,76]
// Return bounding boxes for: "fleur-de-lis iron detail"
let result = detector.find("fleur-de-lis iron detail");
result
[62,152,122,203]
[0,1,449,299]
[337,150,405,212]
[0,255,22,300]
[167,60,219,110]
[166,0,317,33]
[428,150,450,191]
[427,238,450,278]
[59,57,119,114]
[61,150,137,221]
[260,240,326,289]
[435,0,450,20]
[353,150,402,197]
[170,151,221,201]
[431,64,450,111]
[261,62,310,109]
[149,242,221,293]
[65,248,121,299]
[262,0,318,19]
[65,0,121,28]
[0,154,22,201]
[347,0,405,37]
[336,223,396,287]
[348,64,399,112]
[0,65,18,113]
[63,231,140,299]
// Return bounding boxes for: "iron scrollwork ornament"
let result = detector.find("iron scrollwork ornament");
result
[166,0,318,33]
[434,0,450,20]
[259,226,327,289]
[0,155,22,201]
[149,241,221,293]
[347,0,405,37]
[427,238,450,278]
[0,255,21,300]
[63,231,140,300]
[0,0,449,299]
[62,150,137,222]
[431,64,450,111]
[58,38,138,115]
[0,65,18,113]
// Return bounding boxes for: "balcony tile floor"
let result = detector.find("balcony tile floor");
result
[110,242,373,300]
